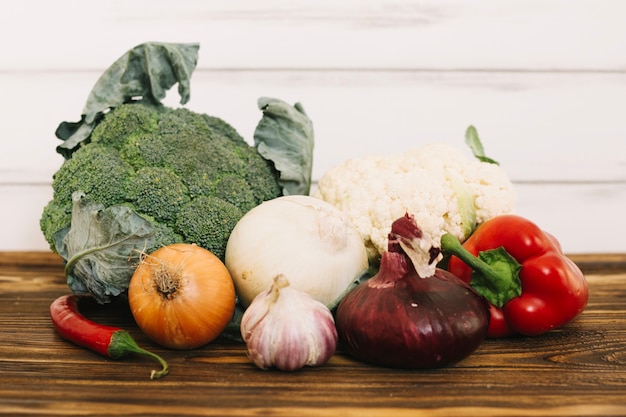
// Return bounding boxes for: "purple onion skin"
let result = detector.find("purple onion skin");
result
[335,251,490,369]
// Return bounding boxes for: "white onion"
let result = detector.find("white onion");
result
[225,195,369,308]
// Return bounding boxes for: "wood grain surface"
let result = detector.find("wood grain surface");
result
[1,252,625,416]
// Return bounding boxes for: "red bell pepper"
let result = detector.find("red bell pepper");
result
[440,214,588,337]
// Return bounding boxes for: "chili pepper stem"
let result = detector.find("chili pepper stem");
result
[109,330,170,379]
[440,233,522,307]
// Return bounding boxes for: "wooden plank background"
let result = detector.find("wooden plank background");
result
[1,0,624,253]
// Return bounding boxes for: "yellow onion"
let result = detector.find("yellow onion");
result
[128,243,236,350]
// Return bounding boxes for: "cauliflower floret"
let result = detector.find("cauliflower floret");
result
[461,159,518,224]
[314,143,516,262]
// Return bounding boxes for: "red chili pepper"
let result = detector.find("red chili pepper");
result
[50,294,169,379]
[441,214,589,338]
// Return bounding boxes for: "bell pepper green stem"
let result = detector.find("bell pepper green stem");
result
[440,233,522,307]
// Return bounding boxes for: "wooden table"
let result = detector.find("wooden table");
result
[2,252,626,416]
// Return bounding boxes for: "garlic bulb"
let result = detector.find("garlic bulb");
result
[225,195,369,308]
[240,275,338,371]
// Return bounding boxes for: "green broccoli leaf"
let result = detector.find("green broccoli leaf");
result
[54,191,156,304]
[55,42,200,159]
[465,125,499,165]
[253,97,314,196]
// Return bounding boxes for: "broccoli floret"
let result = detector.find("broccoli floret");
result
[126,166,191,223]
[52,143,133,206]
[118,107,254,193]
[239,148,282,202]
[40,200,70,246]
[41,102,283,258]
[213,175,259,213]
[90,102,160,150]
[174,196,243,260]
[40,143,134,246]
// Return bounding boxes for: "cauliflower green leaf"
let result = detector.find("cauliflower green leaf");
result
[465,125,499,165]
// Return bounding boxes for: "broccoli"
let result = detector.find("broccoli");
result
[41,102,282,261]
[41,42,313,304]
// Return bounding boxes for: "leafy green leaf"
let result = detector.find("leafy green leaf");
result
[465,125,499,165]
[54,192,156,304]
[253,97,314,196]
[55,42,200,159]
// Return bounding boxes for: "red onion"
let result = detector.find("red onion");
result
[335,213,490,369]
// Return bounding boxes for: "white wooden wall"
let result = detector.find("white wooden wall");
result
[1,0,625,254]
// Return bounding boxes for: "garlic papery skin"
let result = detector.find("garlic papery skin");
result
[225,195,369,308]
[240,275,338,371]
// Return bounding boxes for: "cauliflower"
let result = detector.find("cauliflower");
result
[313,141,516,262]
